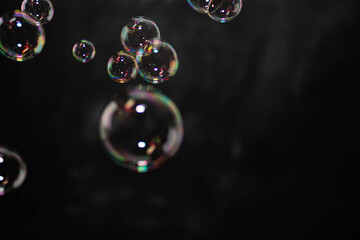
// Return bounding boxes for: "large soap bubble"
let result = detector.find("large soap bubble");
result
[99,86,184,173]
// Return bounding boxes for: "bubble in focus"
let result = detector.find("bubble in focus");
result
[0,146,27,196]
[21,0,54,25]
[187,0,213,14]
[136,40,179,84]
[0,10,45,62]
[107,51,137,83]
[121,16,161,56]
[72,40,96,63]
[99,86,184,173]
[208,0,243,23]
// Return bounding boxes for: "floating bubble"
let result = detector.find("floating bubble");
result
[187,0,212,14]
[121,16,161,56]
[72,39,96,63]
[107,51,137,83]
[136,40,179,84]
[208,0,243,23]
[0,10,45,62]
[0,146,27,196]
[99,86,184,173]
[21,0,54,25]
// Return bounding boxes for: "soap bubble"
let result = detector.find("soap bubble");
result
[136,40,179,84]
[21,0,54,25]
[72,40,96,63]
[208,0,243,23]
[0,146,27,196]
[121,16,161,56]
[99,86,184,173]
[0,10,45,62]
[187,0,213,14]
[107,51,137,83]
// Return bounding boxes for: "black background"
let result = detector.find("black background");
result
[1,0,360,239]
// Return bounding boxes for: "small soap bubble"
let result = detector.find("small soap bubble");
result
[107,51,137,83]
[99,86,184,173]
[0,146,27,196]
[208,0,243,23]
[72,40,96,63]
[136,40,179,84]
[187,0,213,14]
[121,16,161,56]
[0,10,45,62]
[21,0,54,25]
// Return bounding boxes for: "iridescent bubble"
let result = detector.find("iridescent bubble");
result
[107,51,137,83]
[0,146,27,196]
[121,16,161,56]
[208,0,243,23]
[99,86,184,173]
[136,40,179,84]
[0,10,45,62]
[72,39,96,63]
[21,0,54,25]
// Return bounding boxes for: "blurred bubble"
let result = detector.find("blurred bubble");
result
[107,51,137,83]
[208,0,243,23]
[136,40,179,84]
[72,39,96,63]
[187,0,212,14]
[121,16,161,56]
[0,146,27,196]
[0,10,45,62]
[21,0,54,25]
[99,86,184,173]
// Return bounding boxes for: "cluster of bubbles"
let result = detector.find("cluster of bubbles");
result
[107,16,179,84]
[187,0,243,23]
[0,146,27,196]
[0,0,54,61]
[99,85,184,173]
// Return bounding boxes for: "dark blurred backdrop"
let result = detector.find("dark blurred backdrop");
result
[1,0,359,239]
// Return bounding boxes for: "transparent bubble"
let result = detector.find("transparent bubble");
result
[208,0,243,23]
[107,51,137,84]
[187,0,213,14]
[136,40,179,84]
[72,39,96,63]
[121,16,161,56]
[0,146,27,196]
[0,10,45,62]
[21,0,54,25]
[99,86,184,173]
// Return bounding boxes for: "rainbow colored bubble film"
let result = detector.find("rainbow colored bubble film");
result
[107,51,137,83]
[0,146,27,196]
[72,39,96,63]
[21,0,54,25]
[208,0,243,23]
[187,0,213,14]
[121,16,161,56]
[0,10,45,62]
[99,85,184,173]
[136,40,179,84]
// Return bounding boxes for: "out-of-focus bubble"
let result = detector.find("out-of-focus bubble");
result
[107,51,137,83]
[72,40,96,63]
[0,10,45,62]
[121,16,161,56]
[208,0,243,23]
[99,86,184,173]
[0,146,27,196]
[136,40,179,84]
[187,0,213,14]
[21,0,54,25]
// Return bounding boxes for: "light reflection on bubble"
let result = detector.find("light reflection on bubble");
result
[0,10,45,62]
[72,39,96,63]
[99,86,184,173]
